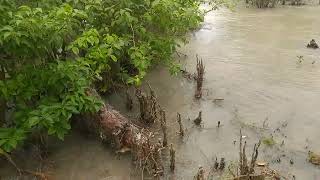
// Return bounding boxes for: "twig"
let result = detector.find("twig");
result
[177,113,185,136]
[170,144,176,172]
[160,109,168,147]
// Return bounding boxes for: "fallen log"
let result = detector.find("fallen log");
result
[78,90,161,176]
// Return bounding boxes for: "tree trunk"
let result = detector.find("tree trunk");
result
[0,65,6,126]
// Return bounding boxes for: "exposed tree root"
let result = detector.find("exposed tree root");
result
[135,85,160,124]
[21,170,50,180]
[0,148,21,175]
[228,130,288,180]
[0,148,50,180]
[238,130,261,176]
[193,111,202,126]
[194,166,206,180]
[195,55,205,99]
[307,39,319,49]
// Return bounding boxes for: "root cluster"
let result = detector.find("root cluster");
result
[135,86,160,124]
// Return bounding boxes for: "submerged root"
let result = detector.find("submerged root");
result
[177,113,185,137]
[193,111,202,126]
[307,39,319,49]
[194,166,206,180]
[160,109,168,147]
[238,129,261,176]
[230,130,288,180]
[170,144,176,172]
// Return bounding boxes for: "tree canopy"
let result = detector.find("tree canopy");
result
[0,0,204,152]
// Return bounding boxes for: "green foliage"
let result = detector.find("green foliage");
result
[0,0,205,152]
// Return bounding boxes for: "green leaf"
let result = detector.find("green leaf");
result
[72,47,79,55]
[7,139,17,149]
[0,139,7,146]
[48,128,55,135]
[57,131,65,140]
[28,117,40,127]
[110,55,117,62]
[3,32,11,40]
[152,0,160,7]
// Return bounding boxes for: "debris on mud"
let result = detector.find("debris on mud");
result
[195,55,205,99]
[308,151,320,165]
[307,39,319,49]
[193,111,202,126]
[155,140,165,174]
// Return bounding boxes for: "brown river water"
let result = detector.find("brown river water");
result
[1,4,320,180]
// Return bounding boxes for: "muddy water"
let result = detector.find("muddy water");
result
[2,5,320,180]
[143,5,320,179]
